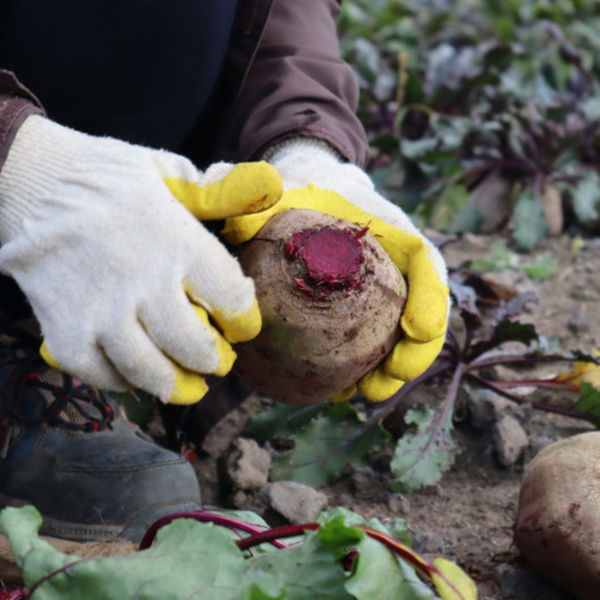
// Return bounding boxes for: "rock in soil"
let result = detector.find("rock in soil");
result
[496,564,576,600]
[222,437,271,492]
[493,415,529,467]
[183,233,600,600]
[260,481,328,524]
[468,387,512,430]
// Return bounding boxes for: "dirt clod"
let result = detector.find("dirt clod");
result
[493,415,529,467]
[260,481,329,524]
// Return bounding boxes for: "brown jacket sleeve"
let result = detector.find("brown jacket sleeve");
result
[0,71,45,173]
[215,0,370,167]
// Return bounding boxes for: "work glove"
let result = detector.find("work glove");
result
[0,115,282,404]
[222,138,449,402]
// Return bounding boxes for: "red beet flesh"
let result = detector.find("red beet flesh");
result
[284,226,365,294]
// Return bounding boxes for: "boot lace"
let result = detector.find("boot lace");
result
[1,328,115,439]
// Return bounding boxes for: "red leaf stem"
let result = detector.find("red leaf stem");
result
[236,523,320,551]
[139,511,287,550]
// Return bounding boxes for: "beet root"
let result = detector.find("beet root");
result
[234,209,407,406]
[514,432,600,600]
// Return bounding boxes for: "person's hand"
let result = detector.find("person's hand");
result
[0,115,282,404]
[222,138,449,402]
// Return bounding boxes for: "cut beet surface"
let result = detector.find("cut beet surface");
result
[284,226,365,292]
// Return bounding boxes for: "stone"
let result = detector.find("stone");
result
[492,415,529,467]
[229,489,267,514]
[387,493,411,515]
[260,481,328,524]
[223,437,271,491]
[496,563,573,600]
[467,388,512,429]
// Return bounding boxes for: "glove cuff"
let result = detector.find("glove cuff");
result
[262,137,344,165]
[0,115,93,242]
[262,136,375,195]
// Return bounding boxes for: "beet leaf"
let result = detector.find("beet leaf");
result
[389,395,459,493]
[268,403,390,488]
[574,382,600,424]
[0,505,476,600]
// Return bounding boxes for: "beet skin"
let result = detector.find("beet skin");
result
[234,209,407,405]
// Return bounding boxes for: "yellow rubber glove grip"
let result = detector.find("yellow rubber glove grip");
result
[223,184,375,244]
[384,335,446,382]
[401,247,449,341]
[40,311,232,406]
[211,298,262,344]
[330,383,358,403]
[169,303,237,405]
[190,304,236,376]
[170,369,209,405]
[357,368,405,402]
[223,185,419,272]
[40,342,61,371]
[165,161,283,221]
[42,332,210,406]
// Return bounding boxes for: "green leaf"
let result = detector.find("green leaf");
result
[489,319,538,347]
[446,202,484,235]
[270,403,390,487]
[469,241,520,272]
[244,404,323,444]
[520,254,558,281]
[317,507,414,550]
[0,506,282,600]
[112,390,156,427]
[476,292,539,349]
[574,382,600,426]
[429,185,471,232]
[352,37,382,83]
[315,510,434,599]
[390,405,458,493]
[401,137,439,160]
[249,528,353,600]
[317,505,373,528]
[470,243,557,281]
[317,515,365,551]
[512,189,549,251]
[582,97,600,121]
[572,170,600,226]
[345,535,434,600]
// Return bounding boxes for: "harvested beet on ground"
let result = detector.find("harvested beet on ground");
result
[234,209,407,405]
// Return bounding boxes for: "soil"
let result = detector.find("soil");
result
[189,231,600,600]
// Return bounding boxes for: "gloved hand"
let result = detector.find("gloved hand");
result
[222,138,449,402]
[0,115,282,404]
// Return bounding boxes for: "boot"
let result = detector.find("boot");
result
[0,331,201,543]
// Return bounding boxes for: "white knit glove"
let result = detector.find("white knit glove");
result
[223,138,449,402]
[0,115,282,404]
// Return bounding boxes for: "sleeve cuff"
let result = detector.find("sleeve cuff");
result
[0,71,45,176]
[261,136,344,164]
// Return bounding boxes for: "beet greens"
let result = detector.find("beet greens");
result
[0,505,476,600]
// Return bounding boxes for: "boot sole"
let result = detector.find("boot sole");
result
[0,492,200,542]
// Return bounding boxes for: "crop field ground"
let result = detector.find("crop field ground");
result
[191,231,597,600]
[3,2,598,598]
[185,1,600,594]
